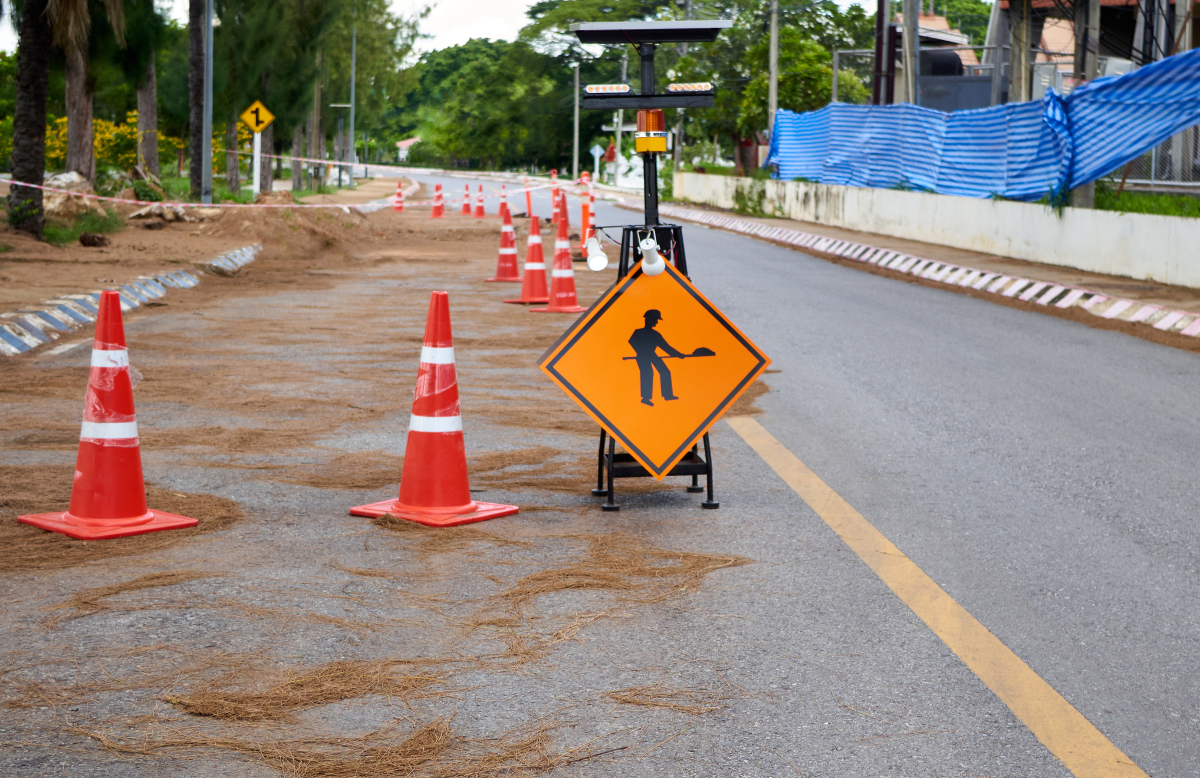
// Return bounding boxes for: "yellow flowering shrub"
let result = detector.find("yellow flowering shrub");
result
[38,111,185,173]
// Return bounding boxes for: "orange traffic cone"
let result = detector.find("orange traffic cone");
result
[461,184,472,215]
[474,185,486,218]
[550,170,560,224]
[349,292,519,527]
[523,177,533,217]
[580,173,591,237]
[531,196,587,314]
[18,291,198,540]
[393,181,404,212]
[499,185,509,218]
[486,207,521,283]
[431,184,444,218]
[504,217,550,304]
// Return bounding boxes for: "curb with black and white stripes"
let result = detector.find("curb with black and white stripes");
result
[0,243,263,357]
[655,204,1200,339]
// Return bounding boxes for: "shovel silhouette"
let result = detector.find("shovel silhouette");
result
[623,347,715,360]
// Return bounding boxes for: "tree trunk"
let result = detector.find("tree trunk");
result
[65,46,96,182]
[259,72,273,195]
[8,0,53,238]
[188,0,205,199]
[225,113,239,194]
[309,52,321,190]
[292,123,304,191]
[136,51,160,177]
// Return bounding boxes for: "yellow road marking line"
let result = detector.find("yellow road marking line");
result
[726,415,1149,778]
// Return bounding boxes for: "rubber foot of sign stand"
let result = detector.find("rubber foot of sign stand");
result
[686,486,706,493]
[601,504,621,512]
[591,488,608,496]
[349,499,519,528]
[701,501,720,510]
[18,510,198,540]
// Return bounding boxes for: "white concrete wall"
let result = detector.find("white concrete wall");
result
[675,172,1200,289]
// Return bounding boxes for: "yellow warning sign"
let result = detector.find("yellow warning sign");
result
[240,100,275,133]
[539,260,771,479]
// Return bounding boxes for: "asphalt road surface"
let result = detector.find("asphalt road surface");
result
[412,170,1200,775]
[3,169,1196,777]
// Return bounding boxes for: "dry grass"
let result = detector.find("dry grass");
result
[166,660,444,721]
[73,717,576,778]
[0,464,244,573]
[372,514,533,558]
[46,570,213,621]
[496,532,751,608]
[602,683,730,716]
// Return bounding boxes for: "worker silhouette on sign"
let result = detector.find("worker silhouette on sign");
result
[629,309,684,406]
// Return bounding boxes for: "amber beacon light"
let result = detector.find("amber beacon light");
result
[585,84,631,94]
[635,109,668,154]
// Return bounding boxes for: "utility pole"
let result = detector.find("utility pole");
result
[349,2,357,170]
[902,0,920,104]
[572,62,580,181]
[673,0,690,171]
[201,0,214,203]
[768,0,778,133]
[614,49,627,186]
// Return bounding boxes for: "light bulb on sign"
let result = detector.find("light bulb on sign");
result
[639,235,666,276]
[585,236,608,271]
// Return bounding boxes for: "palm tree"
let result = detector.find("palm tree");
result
[7,0,125,238]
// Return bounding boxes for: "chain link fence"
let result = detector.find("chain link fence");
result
[1103,127,1200,188]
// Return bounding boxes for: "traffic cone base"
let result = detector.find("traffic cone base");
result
[18,509,198,540]
[349,500,519,528]
[530,303,586,313]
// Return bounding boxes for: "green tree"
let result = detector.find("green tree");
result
[738,29,848,135]
[938,0,992,46]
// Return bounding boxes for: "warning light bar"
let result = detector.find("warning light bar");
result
[666,82,714,93]
[585,84,631,94]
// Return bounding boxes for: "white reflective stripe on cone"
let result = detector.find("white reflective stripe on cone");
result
[528,236,542,244]
[409,414,463,433]
[419,346,455,364]
[552,269,575,278]
[499,249,518,255]
[525,263,546,270]
[91,349,129,368]
[555,241,571,249]
[80,420,139,439]
[502,226,514,233]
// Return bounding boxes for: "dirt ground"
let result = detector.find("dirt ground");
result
[0,203,768,777]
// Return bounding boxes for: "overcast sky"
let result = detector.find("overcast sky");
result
[1,0,536,54]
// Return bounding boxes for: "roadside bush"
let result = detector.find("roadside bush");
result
[43,210,126,246]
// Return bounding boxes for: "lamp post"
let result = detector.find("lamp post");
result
[768,0,778,135]
[349,2,357,168]
[572,62,581,181]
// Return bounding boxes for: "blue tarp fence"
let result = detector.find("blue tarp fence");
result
[766,47,1200,201]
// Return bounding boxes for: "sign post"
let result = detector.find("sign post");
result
[590,143,604,182]
[239,100,275,195]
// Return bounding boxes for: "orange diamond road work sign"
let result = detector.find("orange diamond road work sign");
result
[240,100,275,133]
[539,260,770,479]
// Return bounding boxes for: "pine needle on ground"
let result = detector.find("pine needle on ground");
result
[496,532,750,608]
[166,660,444,721]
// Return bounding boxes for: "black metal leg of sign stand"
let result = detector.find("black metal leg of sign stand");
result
[592,429,608,496]
[602,436,620,511]
[701,433,719,509]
